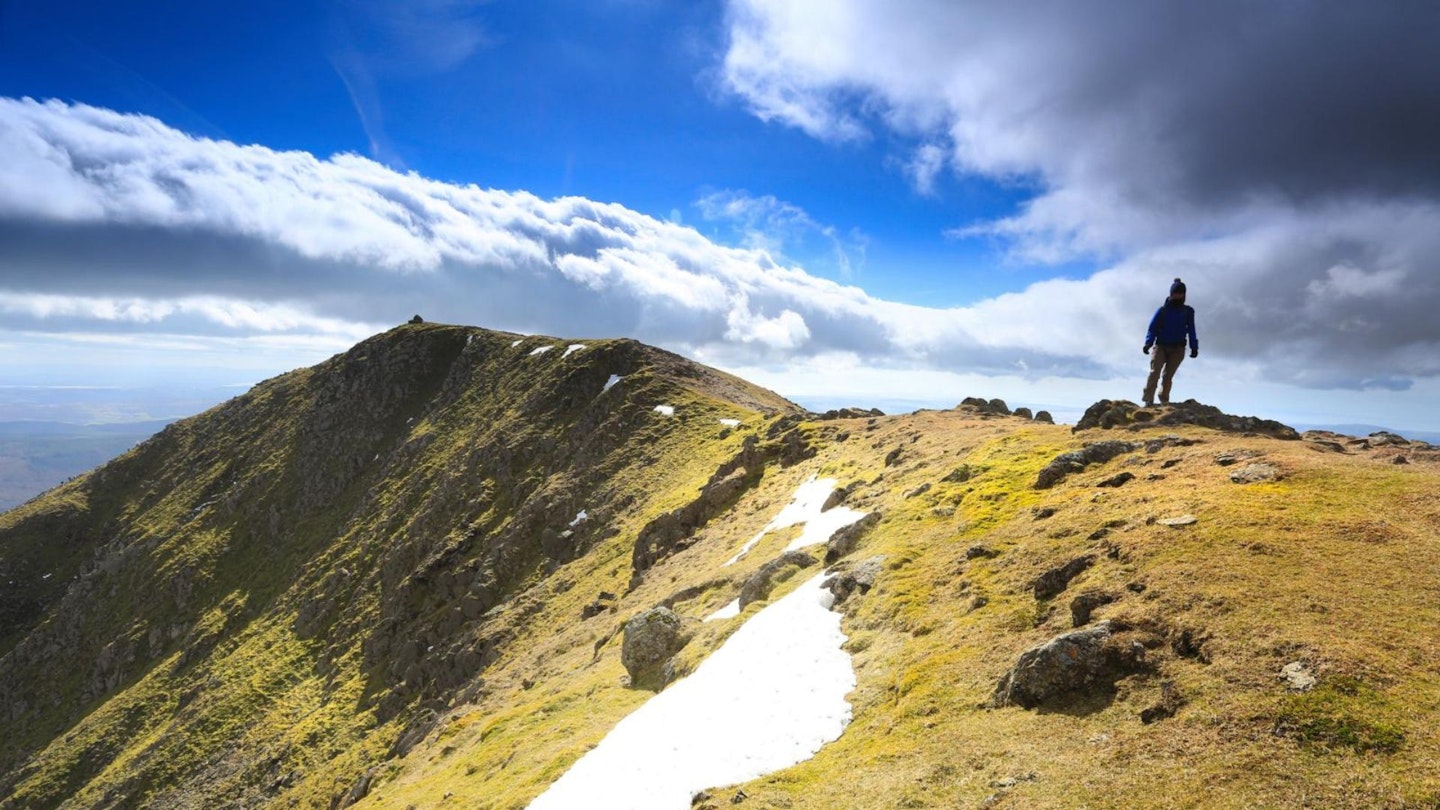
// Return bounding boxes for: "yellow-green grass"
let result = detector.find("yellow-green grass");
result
[353,414,1440,809]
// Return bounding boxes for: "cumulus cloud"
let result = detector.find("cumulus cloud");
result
[1,92,1437,399]
[718,0,1440,391]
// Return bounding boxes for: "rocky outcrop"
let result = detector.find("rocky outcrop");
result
[1034,441,1140,489]
[1033,555,1096,600]
[824,511,882,563]
[1074,399,1300,440]
[816,407,885,420]
[825,556,885,606]
[739,551,818,608]
[990,622,1152,709]
[621,607,694,690]
[1070,591,1120,626]
[631,436,771,579]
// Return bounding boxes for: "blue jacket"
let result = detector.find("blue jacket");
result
[1146,301,1197,349]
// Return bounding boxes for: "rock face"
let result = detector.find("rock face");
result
[1074,399,1300,440]
[1034,441,1140,489]
[621,607,694,690]
[990,622,1150,709]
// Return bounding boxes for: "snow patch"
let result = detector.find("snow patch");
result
[530,345,554,356]
[704,599,741,622]
[719,418,742,427]
[511,339,523,347]
[654,405,675,417]
[564,343,587,357]
[569,510,589,528]
[603,374,623,393]
[526,574,852,810]
[724,475,867,566]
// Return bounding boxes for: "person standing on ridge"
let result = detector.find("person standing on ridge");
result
[1142,278,1198,407]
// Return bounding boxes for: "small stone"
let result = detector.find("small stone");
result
[1280,662,1317,692]
[1393,455,1410,465]
[1229,462,1280,484]
[1214,453,1238,466]
[1158,515,1197,527]
[1096,472,1135,488]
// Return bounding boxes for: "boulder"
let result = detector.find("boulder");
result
[825,556,885,605]
[990,621,1150,709]
[621,607,694,689]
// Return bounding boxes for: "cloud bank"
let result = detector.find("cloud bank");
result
[721,0,1440,390]
[2,80,1438,398]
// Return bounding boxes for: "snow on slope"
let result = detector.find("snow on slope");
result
[526,574,853,810]
[724,475,866,566]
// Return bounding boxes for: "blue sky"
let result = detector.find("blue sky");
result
[2,1,1440,431]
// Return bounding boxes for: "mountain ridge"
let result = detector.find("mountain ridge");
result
[2,323,1438,809]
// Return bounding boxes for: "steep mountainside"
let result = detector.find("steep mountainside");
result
[2,324,1439,809]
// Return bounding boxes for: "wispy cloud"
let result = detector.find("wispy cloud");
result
[695,190,866,279]
[324,0,495,165]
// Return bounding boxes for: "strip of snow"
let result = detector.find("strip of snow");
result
[719,418,742,427]
[723,475,867,566]
[564,343,587,357]
[527,574,852,810]
[704,599,741,622]
[511,339,523,347]
[603,374,623,393]
[654,405,675,416]
[530,345,554,356]
[569,510,589,528]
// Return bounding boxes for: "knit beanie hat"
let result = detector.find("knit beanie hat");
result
[1170,278,1187,296]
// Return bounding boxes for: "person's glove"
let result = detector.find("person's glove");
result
[1143,343,1152,354]
[1190,348,1198,358]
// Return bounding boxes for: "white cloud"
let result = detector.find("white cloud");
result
[2,94,1439,429]
[714,1,1440,398]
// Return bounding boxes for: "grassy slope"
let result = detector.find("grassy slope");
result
[0,324,796,810]
[4,326,1438,809]
[355,409,1440,810]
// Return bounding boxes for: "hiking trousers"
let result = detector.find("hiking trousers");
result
[1144,344,1186,404]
